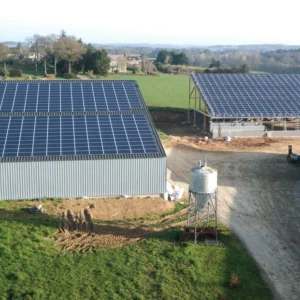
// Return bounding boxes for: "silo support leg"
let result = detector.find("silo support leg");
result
[207,200,210,227]
[215,190,218,244]
[187,192,192,227]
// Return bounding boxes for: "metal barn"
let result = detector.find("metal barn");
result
[0,80,166,200]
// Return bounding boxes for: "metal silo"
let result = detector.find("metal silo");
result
[186,157,219,244]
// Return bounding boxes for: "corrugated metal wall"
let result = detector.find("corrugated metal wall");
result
[0,157,166,200]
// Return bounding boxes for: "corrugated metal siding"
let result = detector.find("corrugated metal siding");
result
[0,158,166,200]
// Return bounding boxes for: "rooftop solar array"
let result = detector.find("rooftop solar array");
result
[191,74,300,119]
[0,80,163,161]
[0,81,141,113]
[0,115,158,157]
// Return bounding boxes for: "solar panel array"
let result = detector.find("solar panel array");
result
[0,81,162,160]
[0,81,141,112]
[191,74,300,119]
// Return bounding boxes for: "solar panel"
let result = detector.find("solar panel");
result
[0,81,142,113]
[0,115,159,158]
[192,74,300,118]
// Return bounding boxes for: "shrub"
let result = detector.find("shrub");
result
[9,69,22,77]
[63,73,76,79]
[0,67,5,76]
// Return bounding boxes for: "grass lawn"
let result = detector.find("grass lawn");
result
[0,200,271,300]
[106,74,189,109]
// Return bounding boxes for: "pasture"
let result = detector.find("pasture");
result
[106,74,189,109]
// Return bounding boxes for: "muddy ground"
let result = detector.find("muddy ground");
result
[163,135,300,300]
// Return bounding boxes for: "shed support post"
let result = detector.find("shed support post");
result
[193,87,197,127]
[188,76,191,123]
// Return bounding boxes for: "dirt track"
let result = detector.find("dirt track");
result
[164,138,300,300]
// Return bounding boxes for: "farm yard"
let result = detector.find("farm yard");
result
[2,2,300,299]
[2,129,300,299]
[0,73,299,299]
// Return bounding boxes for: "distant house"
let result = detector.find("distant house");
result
[26,52,42,62]
[7,43,23,60]
[108,54,127,73]
[127,54,142,66]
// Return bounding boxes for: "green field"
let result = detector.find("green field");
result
[0,200,271,300]
[3,63,189,109]
[106,74,189,109]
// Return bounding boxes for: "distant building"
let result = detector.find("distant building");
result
[7,43,23,60]
[108,54,127,73]
[127,54,142,66]
[26,52,42,62]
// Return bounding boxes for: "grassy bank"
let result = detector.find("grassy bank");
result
[0,200,271,300]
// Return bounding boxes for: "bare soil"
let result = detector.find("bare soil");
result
[55,206,190,252]
[43,197,174,221]
[163,135,300,300]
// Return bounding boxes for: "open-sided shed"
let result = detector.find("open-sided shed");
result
[188,73,300,137]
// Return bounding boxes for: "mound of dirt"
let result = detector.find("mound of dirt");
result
[45,197,175,221]
[163,136,287,152]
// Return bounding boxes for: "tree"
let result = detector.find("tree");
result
[38,36,51,75]
[26,34,45,77]
[209,59,221,68]
[82,45,110,77]
[0,44,9,77]
[82,44,96,74]
[142,57,157,73]
[55,36,86,74]
[155,50,169,64]
[172,52,189,65]
[47,34,59,75]
[156,50,189,66]
[60,29,67,38]
[240,64,250,73]
[93,49,111,76]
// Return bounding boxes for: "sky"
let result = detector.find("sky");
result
[1,0,300,46]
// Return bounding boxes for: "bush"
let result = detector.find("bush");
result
[0,67,5,76]
[127,64,141,74]
[63,73,76,79]
[9,69,22,77]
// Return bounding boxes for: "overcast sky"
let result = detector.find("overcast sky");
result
[1,0,300,45]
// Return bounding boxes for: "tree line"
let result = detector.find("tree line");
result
[154,50,250,74]
[184,48,300,73]
[0,30,111,78]
[153,47,300,74]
